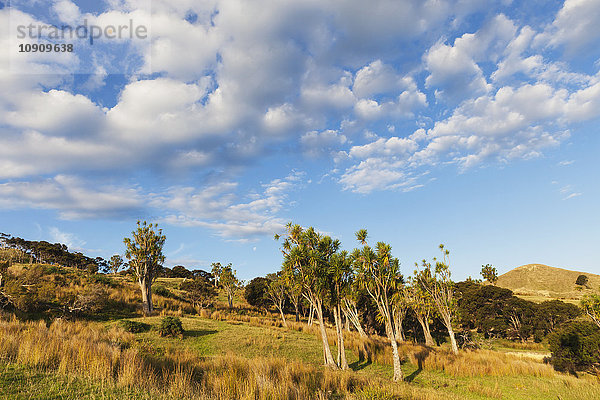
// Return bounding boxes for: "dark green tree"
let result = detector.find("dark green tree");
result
[244,277,271,309]
[575,274,589,287]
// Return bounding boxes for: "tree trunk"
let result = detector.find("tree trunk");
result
[343,299,367,337]
[295,301,300,322]
[394,309,406,342]
[386,318,403,381]
[416,313,435,346]
[345,312,350,332]
[227,289,233,308]
[278,304,288,327]
[139,277,153,315]
[308,304,314,326]
[333,305,349,370]
[446,319,459,355]
[314,299,337,368]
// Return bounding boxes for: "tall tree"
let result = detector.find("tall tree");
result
[123,221,166,315]
[391,287,409,342]
[342,277,368,337]
[352,229,404,382]
[329,251,352,370]
[211,262,240,308]
[277,223,339,369]
[407,275,436,346]
[417,245,459,354]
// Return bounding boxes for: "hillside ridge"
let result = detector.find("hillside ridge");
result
[496,263,600,302]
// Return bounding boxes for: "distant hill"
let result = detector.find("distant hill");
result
[495,264,600,303]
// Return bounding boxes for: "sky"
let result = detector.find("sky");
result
[0,0,599,281]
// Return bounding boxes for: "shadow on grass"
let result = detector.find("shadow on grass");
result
[349,359,372,371]
[404,346,431,382]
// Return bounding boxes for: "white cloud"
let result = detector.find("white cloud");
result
[154,171,305,239]
[0,175,144,219]
[48,227,86,251]
[539,0,600,53]
[52,0,81,24]
[425,14,516,103]
[300,130,348,158]
[353,60,405,98]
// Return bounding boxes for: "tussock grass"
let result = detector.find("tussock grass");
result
[0,314,446,400]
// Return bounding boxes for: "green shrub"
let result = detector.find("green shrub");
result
[152,285,174,298]
[119,319,150,333]
[548,320,600,373]
[89,274,117,288]
[157,316,184,338]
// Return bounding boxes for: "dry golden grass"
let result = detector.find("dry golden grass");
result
[0,314,451,400]
[496,263,600,302]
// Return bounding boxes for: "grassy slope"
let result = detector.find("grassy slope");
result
[2,264,600,399]
[0,362,156,400]
[496,264,600,303]
[120,315,600,400]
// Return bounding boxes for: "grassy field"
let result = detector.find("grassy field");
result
[2,264,600,399]
[2,310,599,400]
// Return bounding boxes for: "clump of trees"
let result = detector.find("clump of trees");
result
[1,233,106,272]
[548,320,600,374]
[456,282,580,342]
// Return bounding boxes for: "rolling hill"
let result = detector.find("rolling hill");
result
[496,264,600,303]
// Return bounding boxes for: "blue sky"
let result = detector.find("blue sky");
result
[0,0,599,281]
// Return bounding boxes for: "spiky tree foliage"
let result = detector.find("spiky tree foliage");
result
[282,264,303,322]
[277,223,339,368]
[211,263,241,309]
[266,273,288,327]
[480,264,498,285]
[329,251,352,370]
[123,221,166,315]
[417,245,459,354]
[352,229,404,382]
[391,287,409,342]
[581,294,600,329]
[406,277,436,346]
[342,276,368,337]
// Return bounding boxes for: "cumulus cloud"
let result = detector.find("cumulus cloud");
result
[155,171,305,239]
[2,1,600,235]
[300,130,348,158]
[425,14,516,103]
[538,0,600,54]
[0,175,144,219]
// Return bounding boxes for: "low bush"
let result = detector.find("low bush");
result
[119,319,150,333]
[157,316,184,338]
[548,320,600,374]
[152,285,175,299]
